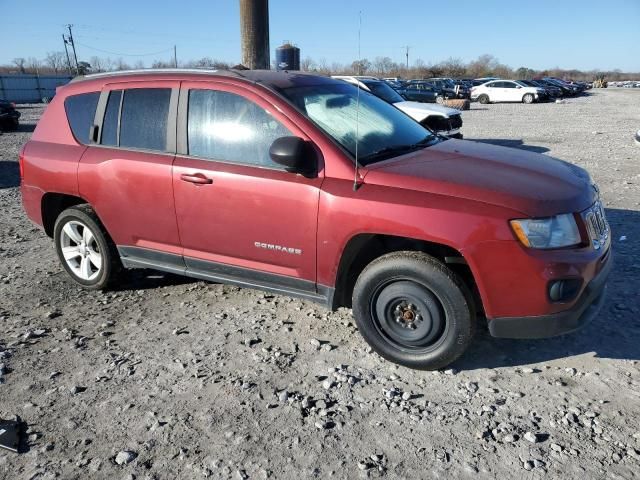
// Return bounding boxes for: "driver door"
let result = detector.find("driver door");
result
[172,81,323,293]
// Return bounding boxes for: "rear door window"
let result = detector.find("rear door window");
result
[100,90,122,147]
[64,92,100,144]
[119,88,171,151]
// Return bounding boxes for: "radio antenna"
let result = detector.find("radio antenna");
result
[353,10,362,192]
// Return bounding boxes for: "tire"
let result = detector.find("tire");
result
[435,96,444,104]
[523,93,534,104]
[478,94,490,104]
[352,251,475,370]
[53,205,122,290]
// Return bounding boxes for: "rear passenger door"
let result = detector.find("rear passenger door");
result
[78,81,183,268]
[486,81,506,102]
[172,81,323,294]
[502,81,520,102]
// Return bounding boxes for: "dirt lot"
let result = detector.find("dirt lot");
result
[1,89,639,480]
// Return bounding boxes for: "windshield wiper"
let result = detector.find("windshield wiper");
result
[360,136,437,163]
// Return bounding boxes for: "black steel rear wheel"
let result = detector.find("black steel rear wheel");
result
[352,251,475,370]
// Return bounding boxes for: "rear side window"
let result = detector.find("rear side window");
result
[119,88,171,151]
[187,89,291,168]
[64,92,100,144]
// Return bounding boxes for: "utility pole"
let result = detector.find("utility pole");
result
[62,34,73,74]
[174,45,178,68]
[404,46,410,71]
[66,24,80,75]
[239,0,270,69]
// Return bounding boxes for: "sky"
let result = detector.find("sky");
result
[1,0,639,72]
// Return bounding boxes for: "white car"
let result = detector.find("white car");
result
[332,76,463,138]
[470,80,545,104]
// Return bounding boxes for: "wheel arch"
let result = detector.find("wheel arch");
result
[331,233,483,314]
[41,192,90,237]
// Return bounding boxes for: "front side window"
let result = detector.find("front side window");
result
[119,88,171,151]
[187,89,291,168]
[282,83,438,165]
[64,92,100,144]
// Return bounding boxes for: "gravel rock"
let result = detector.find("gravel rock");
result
[114,451,137,465]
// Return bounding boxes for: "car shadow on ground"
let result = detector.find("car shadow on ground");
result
[13,123,36,133]
[0,161,19,188]
[467,138,550,154]
[453,207,640,370]
[111,269,194,291]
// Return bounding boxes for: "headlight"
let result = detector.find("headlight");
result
[510,214,581,249]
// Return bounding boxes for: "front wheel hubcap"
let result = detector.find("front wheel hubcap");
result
[60,220,102,281]
[372,280,446,350]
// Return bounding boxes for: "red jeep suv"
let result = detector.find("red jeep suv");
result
[20,70,612,370]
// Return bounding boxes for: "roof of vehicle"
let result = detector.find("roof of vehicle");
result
[69,68,339,90]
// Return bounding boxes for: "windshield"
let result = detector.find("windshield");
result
[363,81,405,104]
[443,79,456,88]
[282,83,437,165]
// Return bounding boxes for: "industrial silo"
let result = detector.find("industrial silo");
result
[275,43,300,71]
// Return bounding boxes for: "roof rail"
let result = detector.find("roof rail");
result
[69,68,244,83]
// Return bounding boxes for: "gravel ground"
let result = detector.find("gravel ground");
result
[1,89,639,479]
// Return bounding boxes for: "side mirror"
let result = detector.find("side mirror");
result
[269,136,316,177]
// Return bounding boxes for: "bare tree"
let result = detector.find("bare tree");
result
[151,59,174,69]
[114,58,131,71]
[301,56,314,71]
[133,60,145,70]
[316,58,330,75]
[467,54,499,78]
[44,51,66,73]
[90,56,105,73]
[372,56,394,76]
[12,57,26,73]
[26,57,42,74]
[351,58,371,75]
[439,57,466,78]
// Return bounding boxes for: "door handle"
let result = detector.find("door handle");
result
[180,173,213,185]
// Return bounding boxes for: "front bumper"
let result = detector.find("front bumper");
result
[488,248,612,339]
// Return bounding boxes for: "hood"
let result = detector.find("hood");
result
[363,139,595,217]
[393,101,459,122]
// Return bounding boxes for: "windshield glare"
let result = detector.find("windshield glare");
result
[282,83,436,165]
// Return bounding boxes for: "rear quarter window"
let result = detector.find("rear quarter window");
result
[64,92,100,144]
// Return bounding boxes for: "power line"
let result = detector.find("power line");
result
[73,41,175,57]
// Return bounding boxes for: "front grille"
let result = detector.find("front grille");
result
[584,201,609,250]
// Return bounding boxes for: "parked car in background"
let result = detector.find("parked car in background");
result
[0,100,20,131]
[535,78,574,97]
[423,78,471,99]
[471,80,544,104]
[519,79,563,98]
[20,69,611,370]
[474,77,500,86]
[382,79,405,90]
[333,76,463,138]
[543,78,580,96]
[395,80,440,103]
